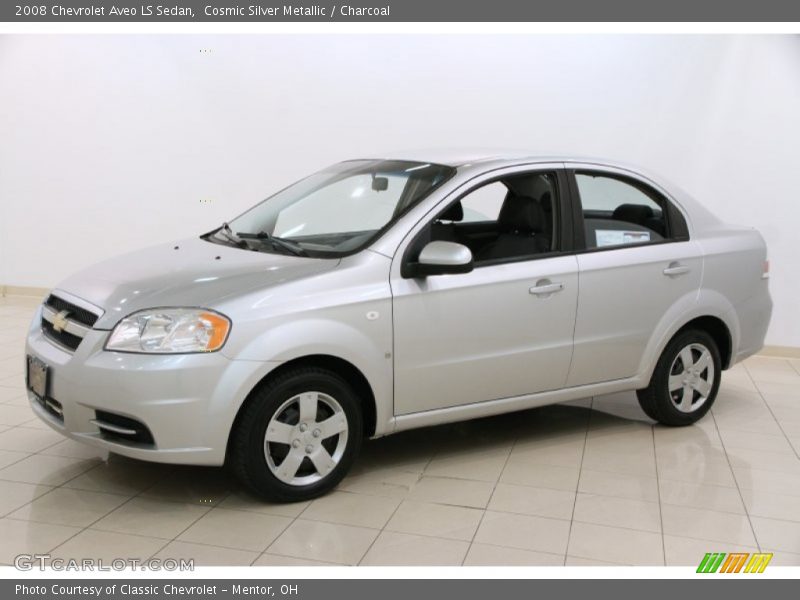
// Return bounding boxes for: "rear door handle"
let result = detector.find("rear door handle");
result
[663,262,690,277]
[529,282,564,296]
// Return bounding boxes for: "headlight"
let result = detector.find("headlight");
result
[105,308,231,354]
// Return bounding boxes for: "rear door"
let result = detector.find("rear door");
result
[566,167,703,386]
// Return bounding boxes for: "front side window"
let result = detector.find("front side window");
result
[576,172,670,249]
[458,182,507,222]
[423,171,559,265]
[217,160,455,257]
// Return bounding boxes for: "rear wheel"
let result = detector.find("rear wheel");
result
[637,329,721,426]
[230,367,363,502]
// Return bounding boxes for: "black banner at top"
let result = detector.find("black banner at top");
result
[3,0,800,22]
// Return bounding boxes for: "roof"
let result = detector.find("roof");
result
[371,148,555,167]
[369,148,658,173]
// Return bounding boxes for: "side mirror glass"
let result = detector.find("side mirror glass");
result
[407,241,474,277]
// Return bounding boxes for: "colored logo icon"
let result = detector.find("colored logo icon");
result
[697,552,773,573]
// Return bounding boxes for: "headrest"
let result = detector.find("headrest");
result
[439,201,464,222]
[612,203,654,226]
[498,195,545,234]
[540,191,552,213]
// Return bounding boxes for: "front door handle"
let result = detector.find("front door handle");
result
[529,282,564,296]
[663,262,690,277]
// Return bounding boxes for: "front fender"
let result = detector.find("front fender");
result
[226,314,394,437]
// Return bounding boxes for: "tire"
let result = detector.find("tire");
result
[229,367,363,502]
[637,329,721,427]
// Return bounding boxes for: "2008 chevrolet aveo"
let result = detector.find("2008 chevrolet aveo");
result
[26,153,772,501]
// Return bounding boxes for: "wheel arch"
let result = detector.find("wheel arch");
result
[225,354,378,464]
[673,315,733,370]
[636,314,731,426]
[638,284,740,386]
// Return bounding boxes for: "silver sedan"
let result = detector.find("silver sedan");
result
[25,152,772,501]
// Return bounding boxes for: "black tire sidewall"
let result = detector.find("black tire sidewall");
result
[237,369,363,502]
[651,330,722,426]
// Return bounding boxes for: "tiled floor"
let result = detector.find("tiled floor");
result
[1,294,800,566]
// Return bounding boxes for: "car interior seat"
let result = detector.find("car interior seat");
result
[612,203,666,237]
[612,203,654,227]
[475,195,550,261]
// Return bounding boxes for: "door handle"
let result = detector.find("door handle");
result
[529,282,564,296]
[663,262,690,277]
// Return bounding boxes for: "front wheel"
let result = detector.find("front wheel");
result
[637,329,721,426]
[230,367,363,502]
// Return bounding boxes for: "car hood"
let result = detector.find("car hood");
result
[53,237,340,329]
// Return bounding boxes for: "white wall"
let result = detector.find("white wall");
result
[1,35,799,346]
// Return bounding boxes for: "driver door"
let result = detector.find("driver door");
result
[390,168,579,415]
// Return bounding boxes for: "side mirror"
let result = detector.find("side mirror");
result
[406,241,474,277]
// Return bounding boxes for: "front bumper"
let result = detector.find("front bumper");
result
[25,307,276,466]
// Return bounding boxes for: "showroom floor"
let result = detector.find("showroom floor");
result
[1,295,799,567]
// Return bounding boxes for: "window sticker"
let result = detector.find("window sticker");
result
[595,229,651,247]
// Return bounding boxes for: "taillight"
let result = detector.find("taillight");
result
[762,259,770,279]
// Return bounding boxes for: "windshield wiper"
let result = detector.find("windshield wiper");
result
[214,222,249,249]
[237,231,307,257]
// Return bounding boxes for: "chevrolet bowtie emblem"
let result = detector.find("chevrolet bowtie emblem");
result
[52,310,70,333]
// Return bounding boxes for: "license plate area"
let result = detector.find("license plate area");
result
[27,355,49,400]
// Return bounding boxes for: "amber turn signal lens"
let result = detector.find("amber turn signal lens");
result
[200,312,231,351]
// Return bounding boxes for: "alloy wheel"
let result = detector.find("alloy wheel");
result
[668,343,715,413]
[264,391,349,486]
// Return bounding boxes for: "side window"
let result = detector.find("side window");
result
[428,172,558,264]
[575,173,670,249]
[458,182,507,222]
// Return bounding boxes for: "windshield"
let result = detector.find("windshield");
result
[215,160,455,257]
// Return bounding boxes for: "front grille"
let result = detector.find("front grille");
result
[34,395,64,423]
[40,294,101,352]
[41,318,83,350]
[44,295,99,327]
[94,410,155,446]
